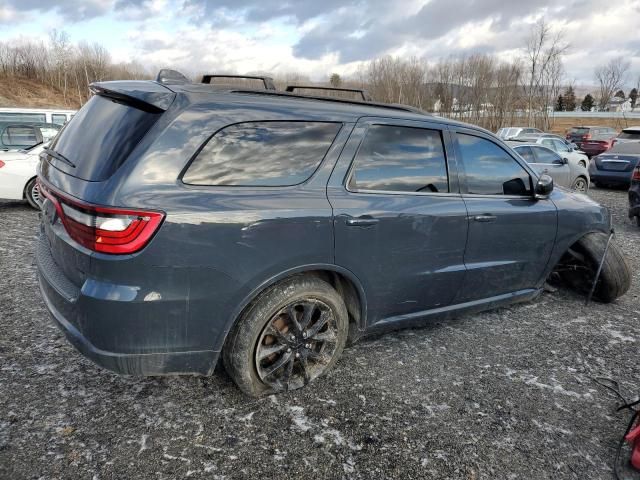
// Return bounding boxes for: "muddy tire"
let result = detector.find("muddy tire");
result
[561,233,631,303]
[24,177,41,210]
[571,176,589,193]
[223,275,348,397]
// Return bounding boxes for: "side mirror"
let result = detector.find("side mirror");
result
[535,174,554,199]
[562,157,569,165]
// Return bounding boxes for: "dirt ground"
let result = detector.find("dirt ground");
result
[0,186,639,479]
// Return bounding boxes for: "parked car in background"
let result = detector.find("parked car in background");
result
[566,126,617,154]
[510,133,589,167]
[0,107,75,125]
[613,126,640,147]
[0,122,60,151]
[589,143,640,188]
[0,141,46,208]
[629,162,640,226]
[508,142,590,192]
[497,126,543,140]
[35,75,630,396]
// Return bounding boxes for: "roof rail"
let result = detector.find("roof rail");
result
[231,89,421,115]
[201,75,277,90]
[156,69,192,85]
[285,85,372,102]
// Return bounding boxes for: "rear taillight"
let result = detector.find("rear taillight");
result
[633,167,640,181]
[582,134,591,140]
[0,160,4,168]
[39,181,164,254]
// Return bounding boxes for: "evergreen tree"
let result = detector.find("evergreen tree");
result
[614,89,625,99]
[563,86,577,111]
[630,88,638,108]
[555,94,565,111]
[329,73,342,87]
[581,94,595,111]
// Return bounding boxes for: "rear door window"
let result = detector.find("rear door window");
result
[47,95,161,181]
[514,145,535,164]
[348,125,449,193]
[531,146,562,164]
[457,133,532,196]
[183,121,341,186]
[51,114,68,125]
[1,126,38,146]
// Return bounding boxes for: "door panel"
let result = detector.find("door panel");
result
[453,130,557,303]
[328,119,468,325]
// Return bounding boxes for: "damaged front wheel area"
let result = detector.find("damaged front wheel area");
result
[553,232,631,303]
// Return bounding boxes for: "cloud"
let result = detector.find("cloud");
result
[1,0,639,84]
[3,0,112,21]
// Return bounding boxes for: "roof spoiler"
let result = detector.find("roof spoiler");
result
[201,74,277,90]
[285,85,372,102]
[90,81,176,112]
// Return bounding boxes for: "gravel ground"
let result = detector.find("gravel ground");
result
[1,187,639,480]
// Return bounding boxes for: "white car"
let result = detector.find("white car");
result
[0,142,46,209]
[508,142,590,192]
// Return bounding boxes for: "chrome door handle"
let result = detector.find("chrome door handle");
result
[345,217,379,227]
[473,214,497,222]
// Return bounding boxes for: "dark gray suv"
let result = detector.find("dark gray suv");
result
[36,76,631,396]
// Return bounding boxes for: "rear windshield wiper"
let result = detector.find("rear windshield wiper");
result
[44,147,76,168]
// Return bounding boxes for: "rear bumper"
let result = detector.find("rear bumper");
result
[588,166,632,186]
[36,233,218,376]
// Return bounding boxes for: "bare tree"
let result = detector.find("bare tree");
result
[523,19,568,129]
[594,56,630,110]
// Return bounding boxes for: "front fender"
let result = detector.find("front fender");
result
[540,187,611,284]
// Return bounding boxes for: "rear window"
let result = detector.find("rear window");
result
[1,126,37,146]
[619,130,640,139]
[569,128,590,134]
[47,95,160,181]
[183,121,341,186]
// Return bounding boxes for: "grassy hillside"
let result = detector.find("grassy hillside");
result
[0,76,81,109]
[549,116,638,135]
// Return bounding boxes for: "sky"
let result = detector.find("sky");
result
[1,0,639,86]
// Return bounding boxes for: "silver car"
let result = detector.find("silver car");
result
[613,126,640,146]
[507,142,590,192]
[511,133,589,168]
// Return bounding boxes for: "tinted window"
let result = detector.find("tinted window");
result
[552,139,570,152]
[51,114,68,125]
[458,134,532,196]
[48,95,160,181]
[514,145,535,164]
[570,128,589,134]
[183,122,341,186]
[532,146,562,164]
[348,125,448,193]
[1,126,37,146]
[619,130,640,139]
[0,113,46,123]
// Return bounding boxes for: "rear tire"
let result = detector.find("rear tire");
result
[223,275,348,396]
[24,177,41,210]
[571,176,589,193]
[560,233,631,303]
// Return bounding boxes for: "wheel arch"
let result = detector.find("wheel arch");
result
[22,175,37,199]
[217,264,368,357]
